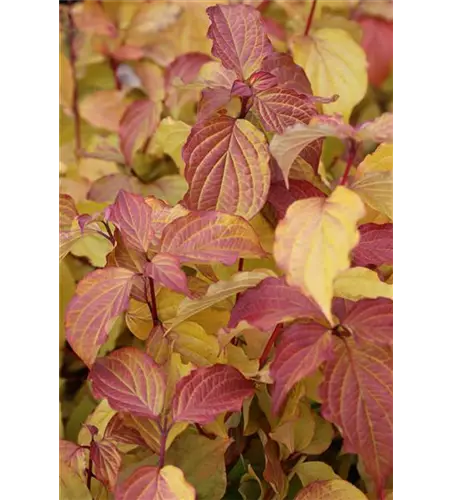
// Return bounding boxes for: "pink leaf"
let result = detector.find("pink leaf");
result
[334,298,393,346]
[197,66,236,121]
[261,52,312,95]
[144,253,191,296]
[248,70,278,92]
[119,100,160,166]
[103,413,147,447]
[59,440,87,471]
[229,277,325,331]
[207,4,273,79]
[320,339,393,492]
[268,180,327,219]
[270,323,334,413]
[107,190,154,254]
[182,115,270,219]
[160,211,266,265]
[89,347,166,419]
[88,174,144,203]
[172,364,255,424]
[352,223,393,267]
[66,268,135,367]
[164,52,212,89]
[91,438,122,491]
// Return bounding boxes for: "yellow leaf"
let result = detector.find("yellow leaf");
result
[70,233,113,268]
[164,352,194,410]
[357,144,393,174]
[150,118,191,173]
[294,478,367,499]
[301,413,334,455]
[170,321,221,366]
[159,465,197,499]
[351,171,393,220]
[292,460,339,486]
[274,186,365,322]
[223,344,259,378]
[145,175,188,205]
[333,267,393,300]
[59,460,92,500]
[291,28,367,120]
[201,414,230,439]
[79,90,128,132]
[78,400,115,446]
[126,299,153,341]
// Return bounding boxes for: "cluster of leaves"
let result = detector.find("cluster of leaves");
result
[59,1,393,499]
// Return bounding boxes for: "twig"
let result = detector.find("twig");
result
[67,6,81,160]
[148,277,161,326]
[259,324,283,369]
[304,0,318,36]
[339,140,358,186]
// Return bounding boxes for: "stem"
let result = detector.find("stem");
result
[239,96,250,119]
[304,0,318,36]
[86,437,94,491]
[102,221,115,243]
[158,417,168,469]
[67,7,81,160]
[238,258,244,272]
[339,140,358,186]
[109,57,121,90]
[259,324,284,369]
[148,277,161,326]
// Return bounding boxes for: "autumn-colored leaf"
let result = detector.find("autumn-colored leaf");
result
[333,297,393,346]
[262,434,289,498]
[169,322,220,366]
[89,347,166,419]
[356,113,393,143]
[66,268,135,367]
[144,253,190,296]
[260,52,312,95]
[79,90,128,132]
[59,460,91,500]
[160,211,266,265]
[271,323,334,413]
[352,223,393,267]
[294,479,367,499]
[229,276,324,331]
[268,180,327,219]
[103,413,147,447]
[60,439,87,472]
[88,174,144,203]
[107,190,154,253]
[91,438,121,491]
[333,267,393,301]
[207,4,273,79]
[182,116,270,219]
[172,365,254,424]
[320,339,393,492]
[291,28,367,120]
[115,465,195,500]
[274,186,365,322]
[150,118,191,172]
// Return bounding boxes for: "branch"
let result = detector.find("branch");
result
[304,0,318,37]
[259,324,284,369]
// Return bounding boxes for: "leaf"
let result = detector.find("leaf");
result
[88,174,144,203]
[103,413,148,447]
[197,64,237,121]
[320,339,393,492]
[119,99,161,166]
[356,113,393,143]
[350,144,393,220]
[160,211,266,265]
[115,465,195,500]
[149,118,191,172]
[107,190,154,253]
[334,297,393,346]
[144,254,190,296]
[294,479,367,499]
[352,223,393,267]
[107,232,147,275]
[261,433,289,498]
[91,438,122,491]
[260,52,313,95]
[206,4,273,79]
[169,321,220,366]
[229,276,324,331]
[166,432,231,500]
[182,116,270,219]
[334,267,393,300]
[59,460,92,500]
[357,15,393,87]
[291,28,367,120]
[292,461,339,486]
[79,90,128,132]
[274,186,365,322]
[271,323,334,413]
[66,268,135,367]
[60,439,87,472]
[168,270,274,331]
[89,347,166,419]
[172,364,254,424]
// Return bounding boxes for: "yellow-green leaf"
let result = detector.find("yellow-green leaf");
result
[333,267,393,300]
[294,478,367,499]
[292,461,339,486]
[150,117,191,173]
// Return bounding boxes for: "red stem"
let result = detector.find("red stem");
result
[239,96,250,119]
[304,0,318,36]
[259,324,284,369]
[339,140,358,186]
[238,257,244,272]
[86,437,94,491]
[109,57,121,90]
[148,277,161,326]
[158,417,168,469]
[67,7,81,159]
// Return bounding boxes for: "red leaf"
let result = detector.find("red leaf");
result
[89,347,166,419]
[207,4,273,79]
[66,268,135,367]
[334,298,393,346]
[231,80,253,98]
[352,223,393,267]
[144,253,190,296]
[115,465,196,500]
[107,190,154,254]
[321,339,393,491]
[103,413,147,447]
[172,364,255,424]
[160,211,266,265]
[251,87,318,135]
[91,438,122,491]
[60,193,78,230]
[271,323,334,413]
[182,115,270,219]
[261,52,312,95]
[164,52,212,89]
[268,180,327,219]
[357,15,393,87]
[229,277,325,331]
[197,65,236,121]
[88,174,144,203]
[119,100,160,166]
[59,440,86,471]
